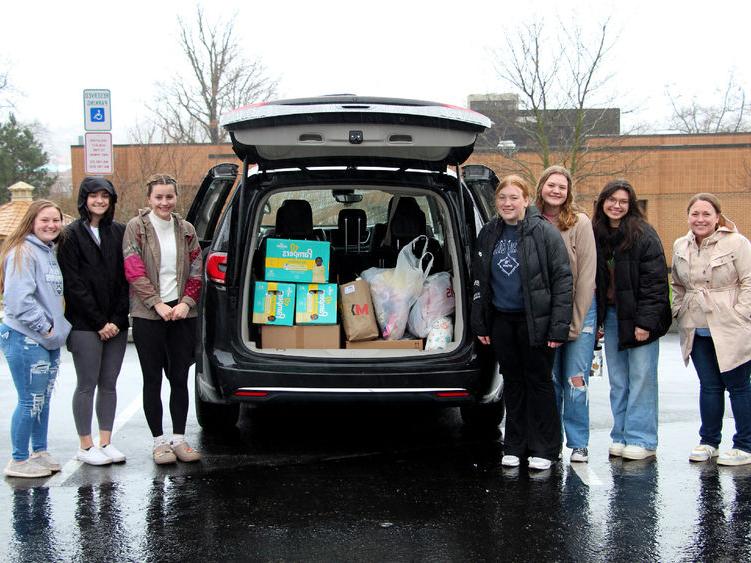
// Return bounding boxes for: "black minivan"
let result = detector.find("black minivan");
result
[186,96,503,431]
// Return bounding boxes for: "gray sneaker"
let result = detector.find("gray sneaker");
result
[30,451,62,472]
[4,459,52,478]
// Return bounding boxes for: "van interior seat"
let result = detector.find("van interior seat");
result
[274,199,316,239]
[332,208,370,283]
[373,196,445,272]
[333,208,368,250]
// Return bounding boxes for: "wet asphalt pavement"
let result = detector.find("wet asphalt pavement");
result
[1,334,750,562]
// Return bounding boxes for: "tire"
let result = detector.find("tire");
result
[460,399,505,432]
[195,380,240,432]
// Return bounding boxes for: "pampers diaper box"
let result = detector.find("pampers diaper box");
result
[252,282,295,326]
[295,283,338,325]
[265,238,330,283]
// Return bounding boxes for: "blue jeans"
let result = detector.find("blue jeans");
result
[690,335,751,452]
[553,298,597,449]
[0,325,60,461]
[603,307,659,450]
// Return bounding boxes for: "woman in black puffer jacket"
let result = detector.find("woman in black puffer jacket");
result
[472,174,573,471]
[593,179,671,462]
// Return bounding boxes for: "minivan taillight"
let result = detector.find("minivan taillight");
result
[206,252,228,284]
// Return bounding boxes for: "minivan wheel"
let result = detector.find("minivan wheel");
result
[195,382,240,432]
[460,399,505,432]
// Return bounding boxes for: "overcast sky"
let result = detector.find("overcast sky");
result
[1,0,749,168]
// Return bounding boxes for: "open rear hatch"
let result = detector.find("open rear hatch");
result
[221,95,492,171]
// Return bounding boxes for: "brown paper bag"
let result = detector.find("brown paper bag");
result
[339,279,379,342]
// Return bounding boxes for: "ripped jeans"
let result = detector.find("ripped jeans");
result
[552,298,597,449]
[0,325,60,461]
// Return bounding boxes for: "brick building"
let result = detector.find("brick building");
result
[467,132,751,264]
[70,132,751,264]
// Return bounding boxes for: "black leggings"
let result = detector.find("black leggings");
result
[491,311,561,460]
[132,316,196,437]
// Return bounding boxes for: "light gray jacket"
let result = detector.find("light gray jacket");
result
[3,235,72,349]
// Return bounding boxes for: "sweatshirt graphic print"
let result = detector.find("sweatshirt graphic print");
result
[491,224,524,312]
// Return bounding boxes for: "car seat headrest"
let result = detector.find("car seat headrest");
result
[389,197,426,242]
[275,199,314,239]
[337,208,367,244]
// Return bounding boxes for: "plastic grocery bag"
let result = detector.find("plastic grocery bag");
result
[425,317,453,351]
[361,236,433,340]
[407,272,455,338]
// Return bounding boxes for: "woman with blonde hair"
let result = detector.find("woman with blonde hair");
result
[672,193,751,465]
[472,174,572,471]
[535,165,597,463]
[0,200,71,478]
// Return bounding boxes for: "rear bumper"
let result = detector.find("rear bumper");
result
[197,345,499,406]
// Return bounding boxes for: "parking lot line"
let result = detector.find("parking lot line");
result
[47,394,143,487]
[569,462,605,488]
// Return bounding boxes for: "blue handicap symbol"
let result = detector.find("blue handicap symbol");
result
[90,107,105,122]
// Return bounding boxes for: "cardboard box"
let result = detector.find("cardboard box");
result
[252,281,295,326]
[261,324,341,349]
[345,339,424,350]
[295,283,338,325]
[265,238,331,283]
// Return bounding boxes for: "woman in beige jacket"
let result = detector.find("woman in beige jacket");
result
[535,166,597,463]
[672,193,751,466]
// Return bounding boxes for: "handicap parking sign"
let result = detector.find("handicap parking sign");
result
[90,107,105,122]
[83,89,111,131]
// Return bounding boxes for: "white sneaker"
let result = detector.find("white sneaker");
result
[689,444,718,463]
[717,448,751,466]
[76,447,112,466]
[501,455,520,467]
[570,448,589,463]
[608,442,626,457]
[621,445,657,460]
[101,444,126,463]
[528,457,552,470]
[4,459,52,478]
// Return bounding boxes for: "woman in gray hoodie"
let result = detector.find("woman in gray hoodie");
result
[0,200,71,478]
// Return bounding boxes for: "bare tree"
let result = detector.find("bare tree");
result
[488,18,642,186]
[151,6,278,143]
[667,73,749,133]
[0,63,13,110]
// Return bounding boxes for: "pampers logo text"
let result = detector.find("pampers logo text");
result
[281,248,314,259]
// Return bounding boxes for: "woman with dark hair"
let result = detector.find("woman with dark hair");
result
[472,174,572,471]
[593,179,671,460]
[123,173,203,465]
[58,177,130,466]
[672,193,751,466]
[536,166,597,463]
[0,200,71,478]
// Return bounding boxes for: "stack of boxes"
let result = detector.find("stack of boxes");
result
[253,238,340,349]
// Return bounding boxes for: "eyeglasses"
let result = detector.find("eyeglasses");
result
[606,196,629,207]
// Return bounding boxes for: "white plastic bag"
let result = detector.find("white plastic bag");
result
[361,236,433,340]
[407,272,455,338]
[425,316,453,351]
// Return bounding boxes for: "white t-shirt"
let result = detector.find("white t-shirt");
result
[150,213,179,302]
[89,225,101,244]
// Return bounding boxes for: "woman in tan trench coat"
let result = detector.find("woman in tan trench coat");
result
[672,193,751,466]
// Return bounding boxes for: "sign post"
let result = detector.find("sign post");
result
[83,89,113,175]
